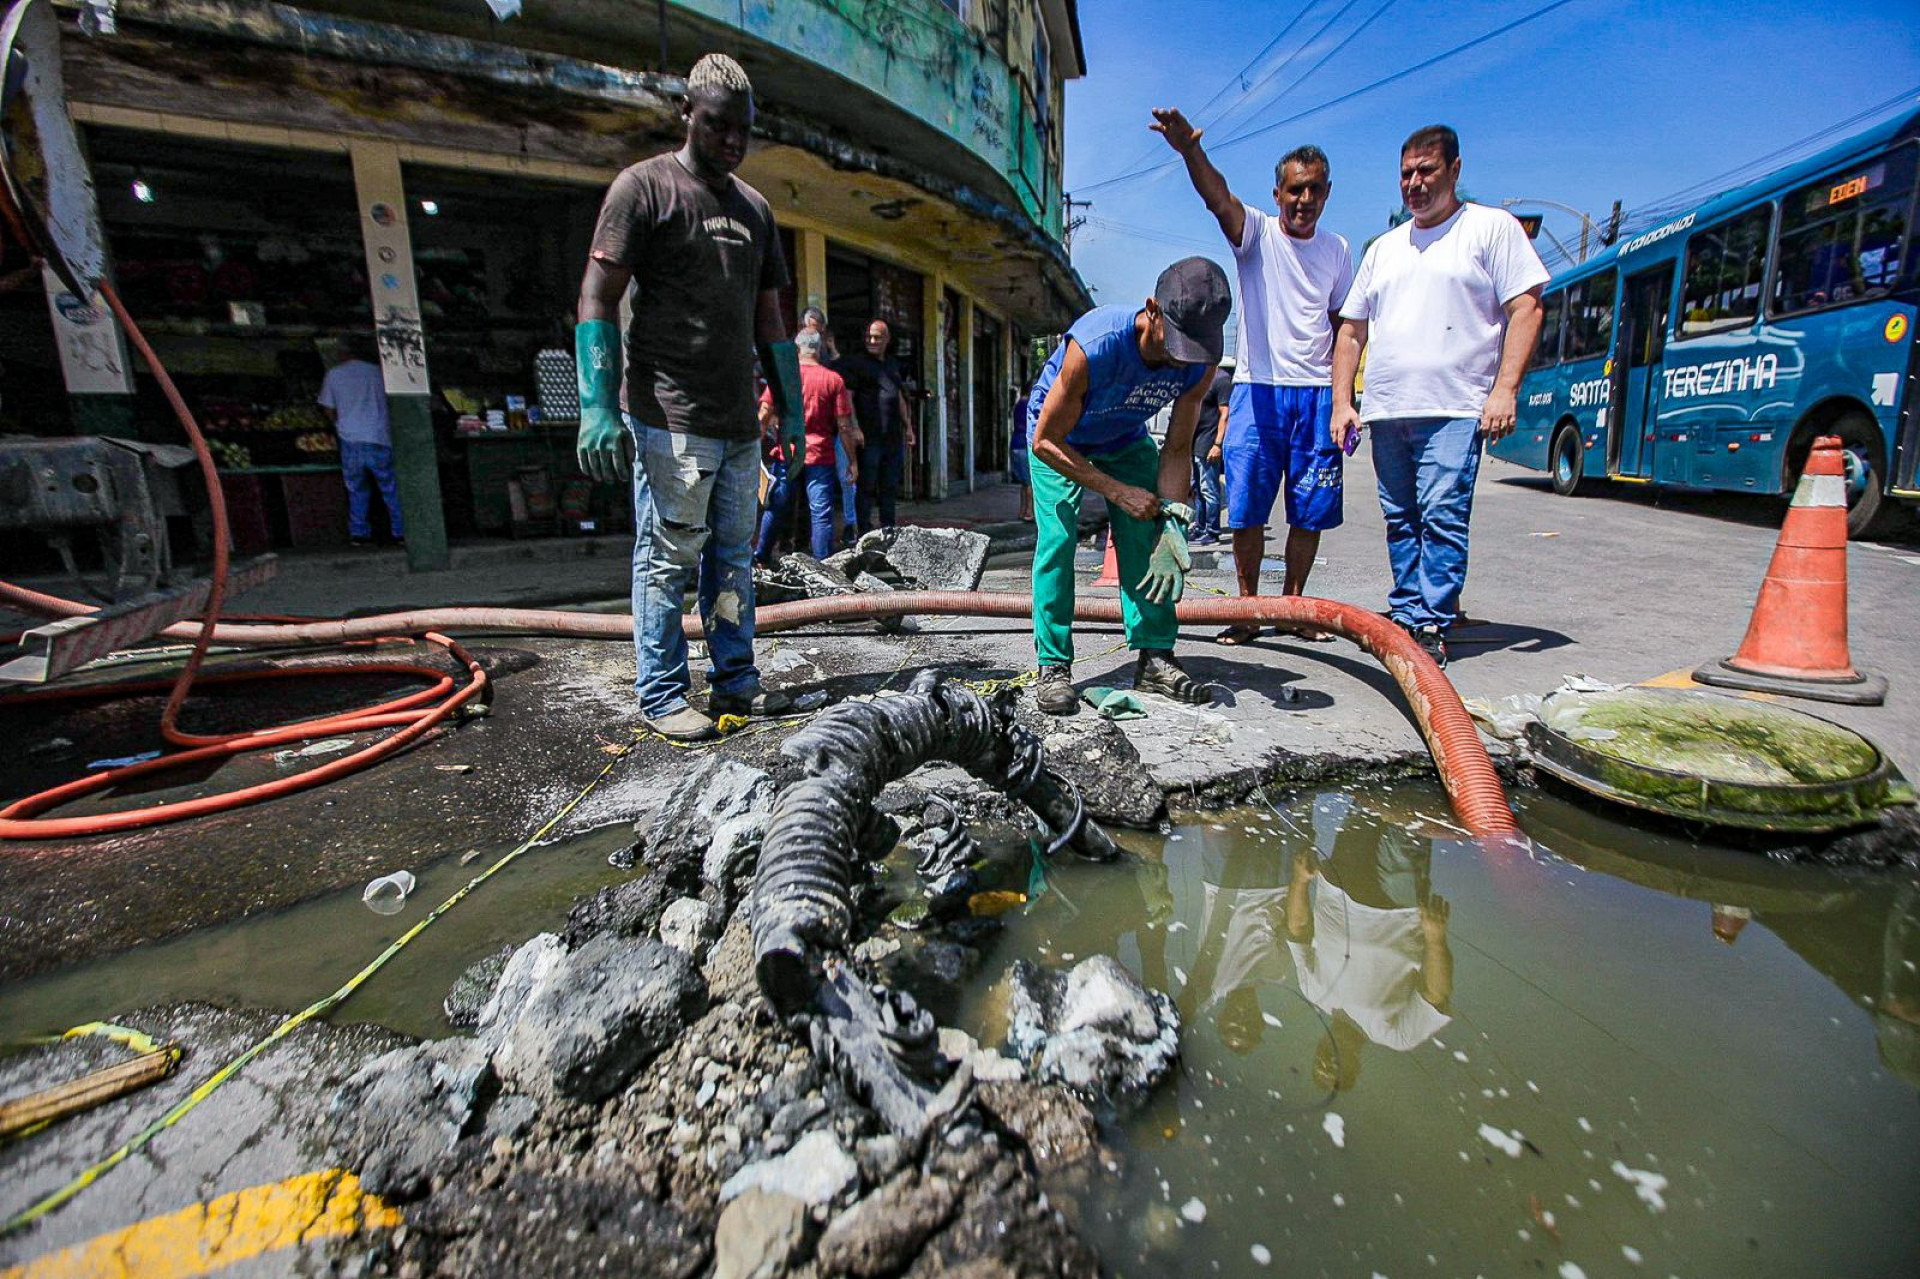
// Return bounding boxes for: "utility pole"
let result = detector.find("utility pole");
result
[1061,193,1091,250]
[1501,197,1608,262]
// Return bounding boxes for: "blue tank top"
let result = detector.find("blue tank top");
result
[1023,305,1207,456]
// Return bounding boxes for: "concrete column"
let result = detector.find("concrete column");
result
[794,226,829,321]
[348,140,448,572]
[956,292,975,495]
[922,272,948,499]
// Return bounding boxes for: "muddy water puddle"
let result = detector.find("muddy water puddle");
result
[948,782,1920,1277]
[0,826,634,1043]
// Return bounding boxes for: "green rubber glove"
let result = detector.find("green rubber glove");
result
[765,339,807,464]
[575,319,627,483]
[1136,500,1193,604]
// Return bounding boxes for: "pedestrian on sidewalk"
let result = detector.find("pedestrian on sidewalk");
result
[1329,124,1547,668]
[1190,356,1232,544]
[318,334,404,548]
[1026,257,1228,716]
[837,318,917,533]
[761,329,861,558]
[574,52,802,741]
[1009,389,1034,522]
[1154,108,1353,645]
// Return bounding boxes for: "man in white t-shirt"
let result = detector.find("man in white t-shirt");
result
[1154,107,1354,646]
[317,335,403,547]
[1330,125,1546,667]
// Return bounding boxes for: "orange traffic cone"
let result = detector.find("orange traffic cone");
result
[1694,436,1886,705]
[1093,528,1120,587]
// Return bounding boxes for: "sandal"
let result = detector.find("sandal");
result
[1214,624,1263,646]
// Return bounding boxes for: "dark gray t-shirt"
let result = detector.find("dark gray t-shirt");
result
[589,153,789,439]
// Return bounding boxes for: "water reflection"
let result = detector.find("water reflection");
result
[970,781,1920,1276]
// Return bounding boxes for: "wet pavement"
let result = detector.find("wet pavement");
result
[2,454,1918,1274]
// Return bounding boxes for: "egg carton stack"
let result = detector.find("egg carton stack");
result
[535,349,579,421]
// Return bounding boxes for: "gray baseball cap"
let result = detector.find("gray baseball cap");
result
[1154,257,1231,365]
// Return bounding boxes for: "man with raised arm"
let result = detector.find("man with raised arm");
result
[1153,108,1353,646]
[1328,124,1547,668]
[1026,257,1229,716]
[575,53,803,741]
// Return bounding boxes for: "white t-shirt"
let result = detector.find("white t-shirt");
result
[1286,877,1451,1052]
[1341,202,1549,422]
[1231,205,1353,386]
[318,359,391,446]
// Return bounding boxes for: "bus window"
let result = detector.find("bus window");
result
[1679,206,1771,336]
[1563,272,1616,361]
[1772,144,1916,314]
[1531,290,1566,369]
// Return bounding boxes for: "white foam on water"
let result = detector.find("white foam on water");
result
[1611,1161,1670,1212]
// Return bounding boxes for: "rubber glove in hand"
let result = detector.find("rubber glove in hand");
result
[765,340,807,464]
[1136,500,1194,604]
[575,319,628,483]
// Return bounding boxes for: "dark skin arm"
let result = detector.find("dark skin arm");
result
[578,255,791,430]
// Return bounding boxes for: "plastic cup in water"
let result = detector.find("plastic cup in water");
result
[363,871,416,915]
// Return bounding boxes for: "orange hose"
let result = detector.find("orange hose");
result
[5,582,1517,839]
[0,282,486,841]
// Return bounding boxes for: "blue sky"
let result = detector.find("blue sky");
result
[1062,0,1920,313]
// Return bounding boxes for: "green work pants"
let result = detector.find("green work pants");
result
[1031,434,1177,666]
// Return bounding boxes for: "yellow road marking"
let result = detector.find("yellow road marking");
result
[5,1169,399,1279]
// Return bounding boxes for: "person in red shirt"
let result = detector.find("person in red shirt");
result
[759,328,862,558]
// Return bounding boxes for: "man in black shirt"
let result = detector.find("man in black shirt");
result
[575,53,802,741]
[836,319,917,533]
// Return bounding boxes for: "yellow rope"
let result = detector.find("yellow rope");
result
[1,733,641,1236]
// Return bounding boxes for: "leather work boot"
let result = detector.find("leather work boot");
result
[1133,650,1211,704]
[1035,664,1078,716]
[709,686,793,718]
[641,705,718,742]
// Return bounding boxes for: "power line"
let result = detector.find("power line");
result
[1077,0,1583,196]
[1103,1,1323,181]
[1205,0,1374,138]
[1621,85,1920,231]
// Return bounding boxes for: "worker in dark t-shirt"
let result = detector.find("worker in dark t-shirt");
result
[575,53,804,742]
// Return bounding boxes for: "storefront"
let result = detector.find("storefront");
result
[62,122,1035,562]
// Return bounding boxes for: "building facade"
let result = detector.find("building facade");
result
[15,0,1088,569]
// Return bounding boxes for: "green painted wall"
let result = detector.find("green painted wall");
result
[678,0,1062,235]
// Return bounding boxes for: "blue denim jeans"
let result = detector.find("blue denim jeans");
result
[755,456,792,564]
[1368,416,1484,631]
[627,416,761,717]
[1191,454,1223,537]
[339,440,403,539]
[835,438,858,526]
[803,462,840,559]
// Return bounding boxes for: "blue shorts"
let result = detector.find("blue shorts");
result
[1222,383,1343,532]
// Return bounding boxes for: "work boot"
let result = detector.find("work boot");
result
[1134,650,1211,704]
[1036,664,1078,716]
[709,686,793,718]
[641,705,718,742]
[1414,625,1448,669]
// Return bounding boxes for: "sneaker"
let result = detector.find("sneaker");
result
[1413,625,1448,669]
[709,687,793,718]
[1036,664,1078,716]
[1134,650,1211,704]
[641,705,718,741]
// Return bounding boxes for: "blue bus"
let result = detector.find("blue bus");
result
[1493,106,1920,538]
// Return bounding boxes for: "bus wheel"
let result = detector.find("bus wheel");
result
[1825,415,1903,540]
[1550,424,1586,496]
